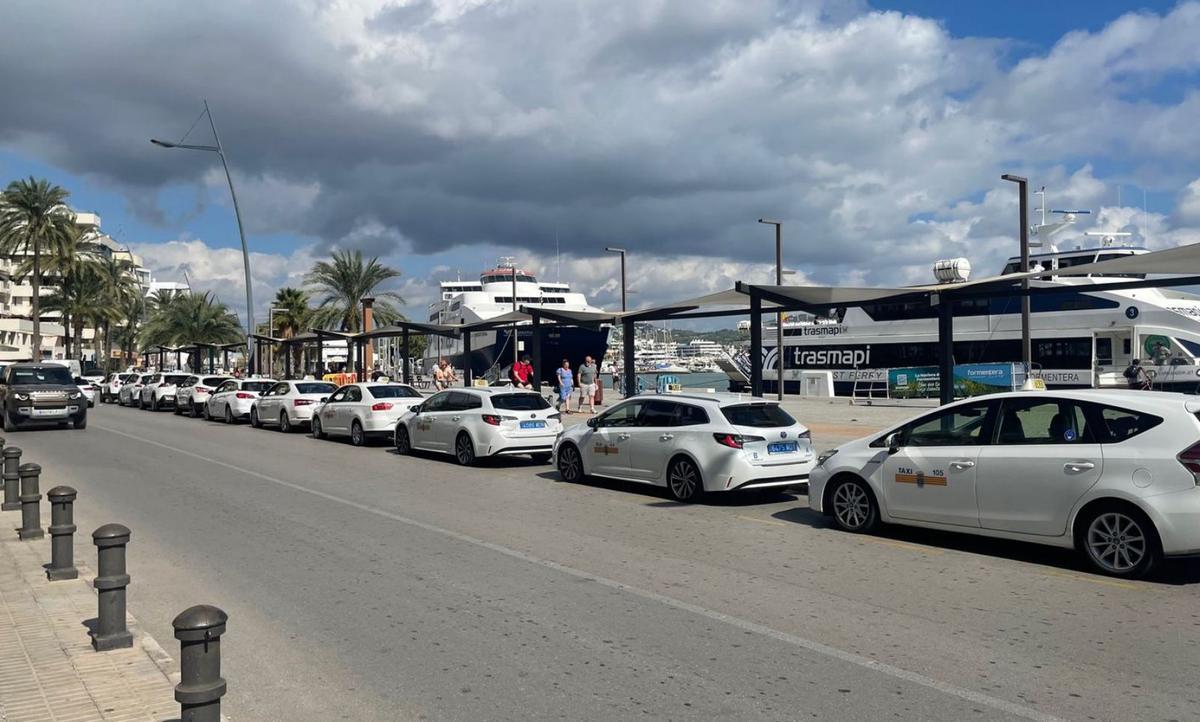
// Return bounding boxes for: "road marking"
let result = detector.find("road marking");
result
[94,422,1062,722]
[735,514,788,527]
[859,537,945,555]
[1038,569,1139,591]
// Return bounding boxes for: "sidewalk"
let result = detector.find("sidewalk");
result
[0,534,180,722]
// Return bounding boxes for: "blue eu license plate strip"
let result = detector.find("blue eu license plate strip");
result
[767,441,798,454]
[520,420,546,429]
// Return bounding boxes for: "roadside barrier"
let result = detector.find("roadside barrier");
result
[46,486,78,580]
[2,446,20,510]
[173,604,229,722]
[91,523,133,651]
[17,463,44,540]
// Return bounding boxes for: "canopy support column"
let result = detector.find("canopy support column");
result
[462,331,473,387]
[531,315,542,392]
[750,290,763,398]
[937,294,955,405]
[622,318,636,398]
[402,329,411,385]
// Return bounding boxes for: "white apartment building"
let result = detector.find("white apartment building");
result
[0,211,170,363]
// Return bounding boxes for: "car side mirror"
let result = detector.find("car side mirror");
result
[586,417,599,428]
[320,397,329,403]
[885,432,901,454]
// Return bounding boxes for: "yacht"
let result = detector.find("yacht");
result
[758,210,1200,395]
[422,260,610,383]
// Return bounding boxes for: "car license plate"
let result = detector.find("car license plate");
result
[768,441,798,454]
[32,408,66,417]
[520,420,546,429]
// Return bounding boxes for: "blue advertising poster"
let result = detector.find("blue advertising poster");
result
[888,364,1022,399]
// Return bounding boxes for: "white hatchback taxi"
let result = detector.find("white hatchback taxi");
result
[250,380,339,432]
[553,394,815,501]
[395,388,562,464]
[810,389,1200,578]
[312,382,425,446]
[175,375,233,417]
[204,378,276,423]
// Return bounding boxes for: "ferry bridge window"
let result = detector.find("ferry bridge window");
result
[1093,253,1146,279]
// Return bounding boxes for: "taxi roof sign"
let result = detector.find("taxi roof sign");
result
[1021,377,1047,391]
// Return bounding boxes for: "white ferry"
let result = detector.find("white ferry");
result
[763,212,1200,395]
[423,260,610,383]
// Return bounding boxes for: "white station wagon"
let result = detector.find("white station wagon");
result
[553,394,815,501]
[394,388,562,464]
[810,389,1200,578]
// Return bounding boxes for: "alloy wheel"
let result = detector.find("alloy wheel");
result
[225,406,234,424]
[668,458,701,501]
[395,426,411,454]
[279,413,290,433]
[455,434,475,465]
[1086,512,1148,574]
[832,481,872,531]
[557,445,581,482]
[351,421,365,446]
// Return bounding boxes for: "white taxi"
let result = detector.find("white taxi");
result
[553,394,814,501]
[394,388,562,465]
[175,375,233,417]
[204,378,276,423]
[140,372,191,411]
[311,382,424,446]
[810,389,1200,579]
[118,373,147,406]
[250,380,339,432]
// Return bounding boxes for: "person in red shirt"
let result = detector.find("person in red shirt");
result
[511,355,533,389]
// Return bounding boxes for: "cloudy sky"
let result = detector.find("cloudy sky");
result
[3,0,1199,326]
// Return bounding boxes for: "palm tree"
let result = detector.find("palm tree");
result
[96,257,141,372]
[42,261,118,362]
[140,291,242,352]
[305,249,405,332]
[272,286,314,373]
[0,177,77,358]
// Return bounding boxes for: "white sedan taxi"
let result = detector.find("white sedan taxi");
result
[204,378,276,423]
[395,388,562,465]
[311,382,424,446]
[553,394,815,501]
[250,380,339,432]
[810,389,1200,578]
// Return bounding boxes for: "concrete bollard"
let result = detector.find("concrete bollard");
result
[17,463,44,540]
[173,605,229,722]
[91,523,133,651]
[46,486,78,580]
[1,446,20,511]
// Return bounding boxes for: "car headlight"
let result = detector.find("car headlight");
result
[69,391,82,400]
[816,448,838,466]
[14,393,29,401]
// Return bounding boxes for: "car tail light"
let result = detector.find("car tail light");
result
[196,386,210,392]
[294,399,314,406]
[1178,441,1200,484]
[236,392,256,399]
[159,382,169,387]
[798,430,811,441]
[712,433,765,449]
[371,402,393,411]
[482,414,502,426]
[548,413,561,421]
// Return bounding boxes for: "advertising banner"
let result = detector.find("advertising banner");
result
[888,363,1024,399]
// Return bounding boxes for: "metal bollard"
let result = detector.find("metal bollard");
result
[173,605,228,722]
[46,486,78,580]
[17,463,44,540]
[1,446,20,511]
[91,523,133,651]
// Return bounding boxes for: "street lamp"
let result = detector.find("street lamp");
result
[1001,174,1032,372]
[605,247,627,312]
[757,219,784,401]
[151,100,255,368]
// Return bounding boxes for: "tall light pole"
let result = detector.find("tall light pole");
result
[1001,174,1032,372]
[268,306,279,377]
[757,219,784,401]
[605,247,627,312]
[152,100,255,368]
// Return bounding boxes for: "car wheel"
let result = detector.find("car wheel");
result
[350,420,366,447]
[529,452,552,464]
[173,402,181,415]
[224,405,235,424]
[73,415,87,430]
[556,444,583,482]
[312,416,326,439]
[1078,504,1160,579]
[250,407,261,428]
[828,476,880,533]
[667,456,704,502]
[151,397,159,412]
[191,402,201,418]
[394,425,412,455]
[279,412,291,433]
[454,432,476,466]
[2,410,15,433]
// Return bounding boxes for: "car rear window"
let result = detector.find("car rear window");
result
[119,374,137,382]
[164,375,190,384]
[11,367,74,385]
[241,381,273,393]
[296,382,337,394]
[721,403,795,428]
[491,394,550,411]
[201,377,230,387]
[1088,404,1164,442]
[368,385,422,399]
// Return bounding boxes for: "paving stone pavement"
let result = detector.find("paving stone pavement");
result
[0,533,183,722]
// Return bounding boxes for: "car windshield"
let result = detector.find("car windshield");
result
[367,385,422,398]
[491,393,551,411]
[119,374,136,382]
[164,375,190,384]
[296,382,337,394]
[721,403,796,428]
[241,381,273,392]
[12,367,74,385]
[201,377,229,387]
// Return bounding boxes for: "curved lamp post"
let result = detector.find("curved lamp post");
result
[151,100,255,368]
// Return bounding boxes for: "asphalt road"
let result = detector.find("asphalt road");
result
[6,403,1200,721]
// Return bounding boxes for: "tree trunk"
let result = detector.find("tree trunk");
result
[30,243,41,360]
[73,317,85,362]
[63,310,72,360]
[102,320,112,373]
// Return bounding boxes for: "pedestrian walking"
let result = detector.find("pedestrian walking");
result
[575,355,598,413]
[433,358,448,390]
[556,359,574,413]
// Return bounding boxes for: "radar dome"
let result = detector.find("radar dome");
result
[933,258,971,283]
